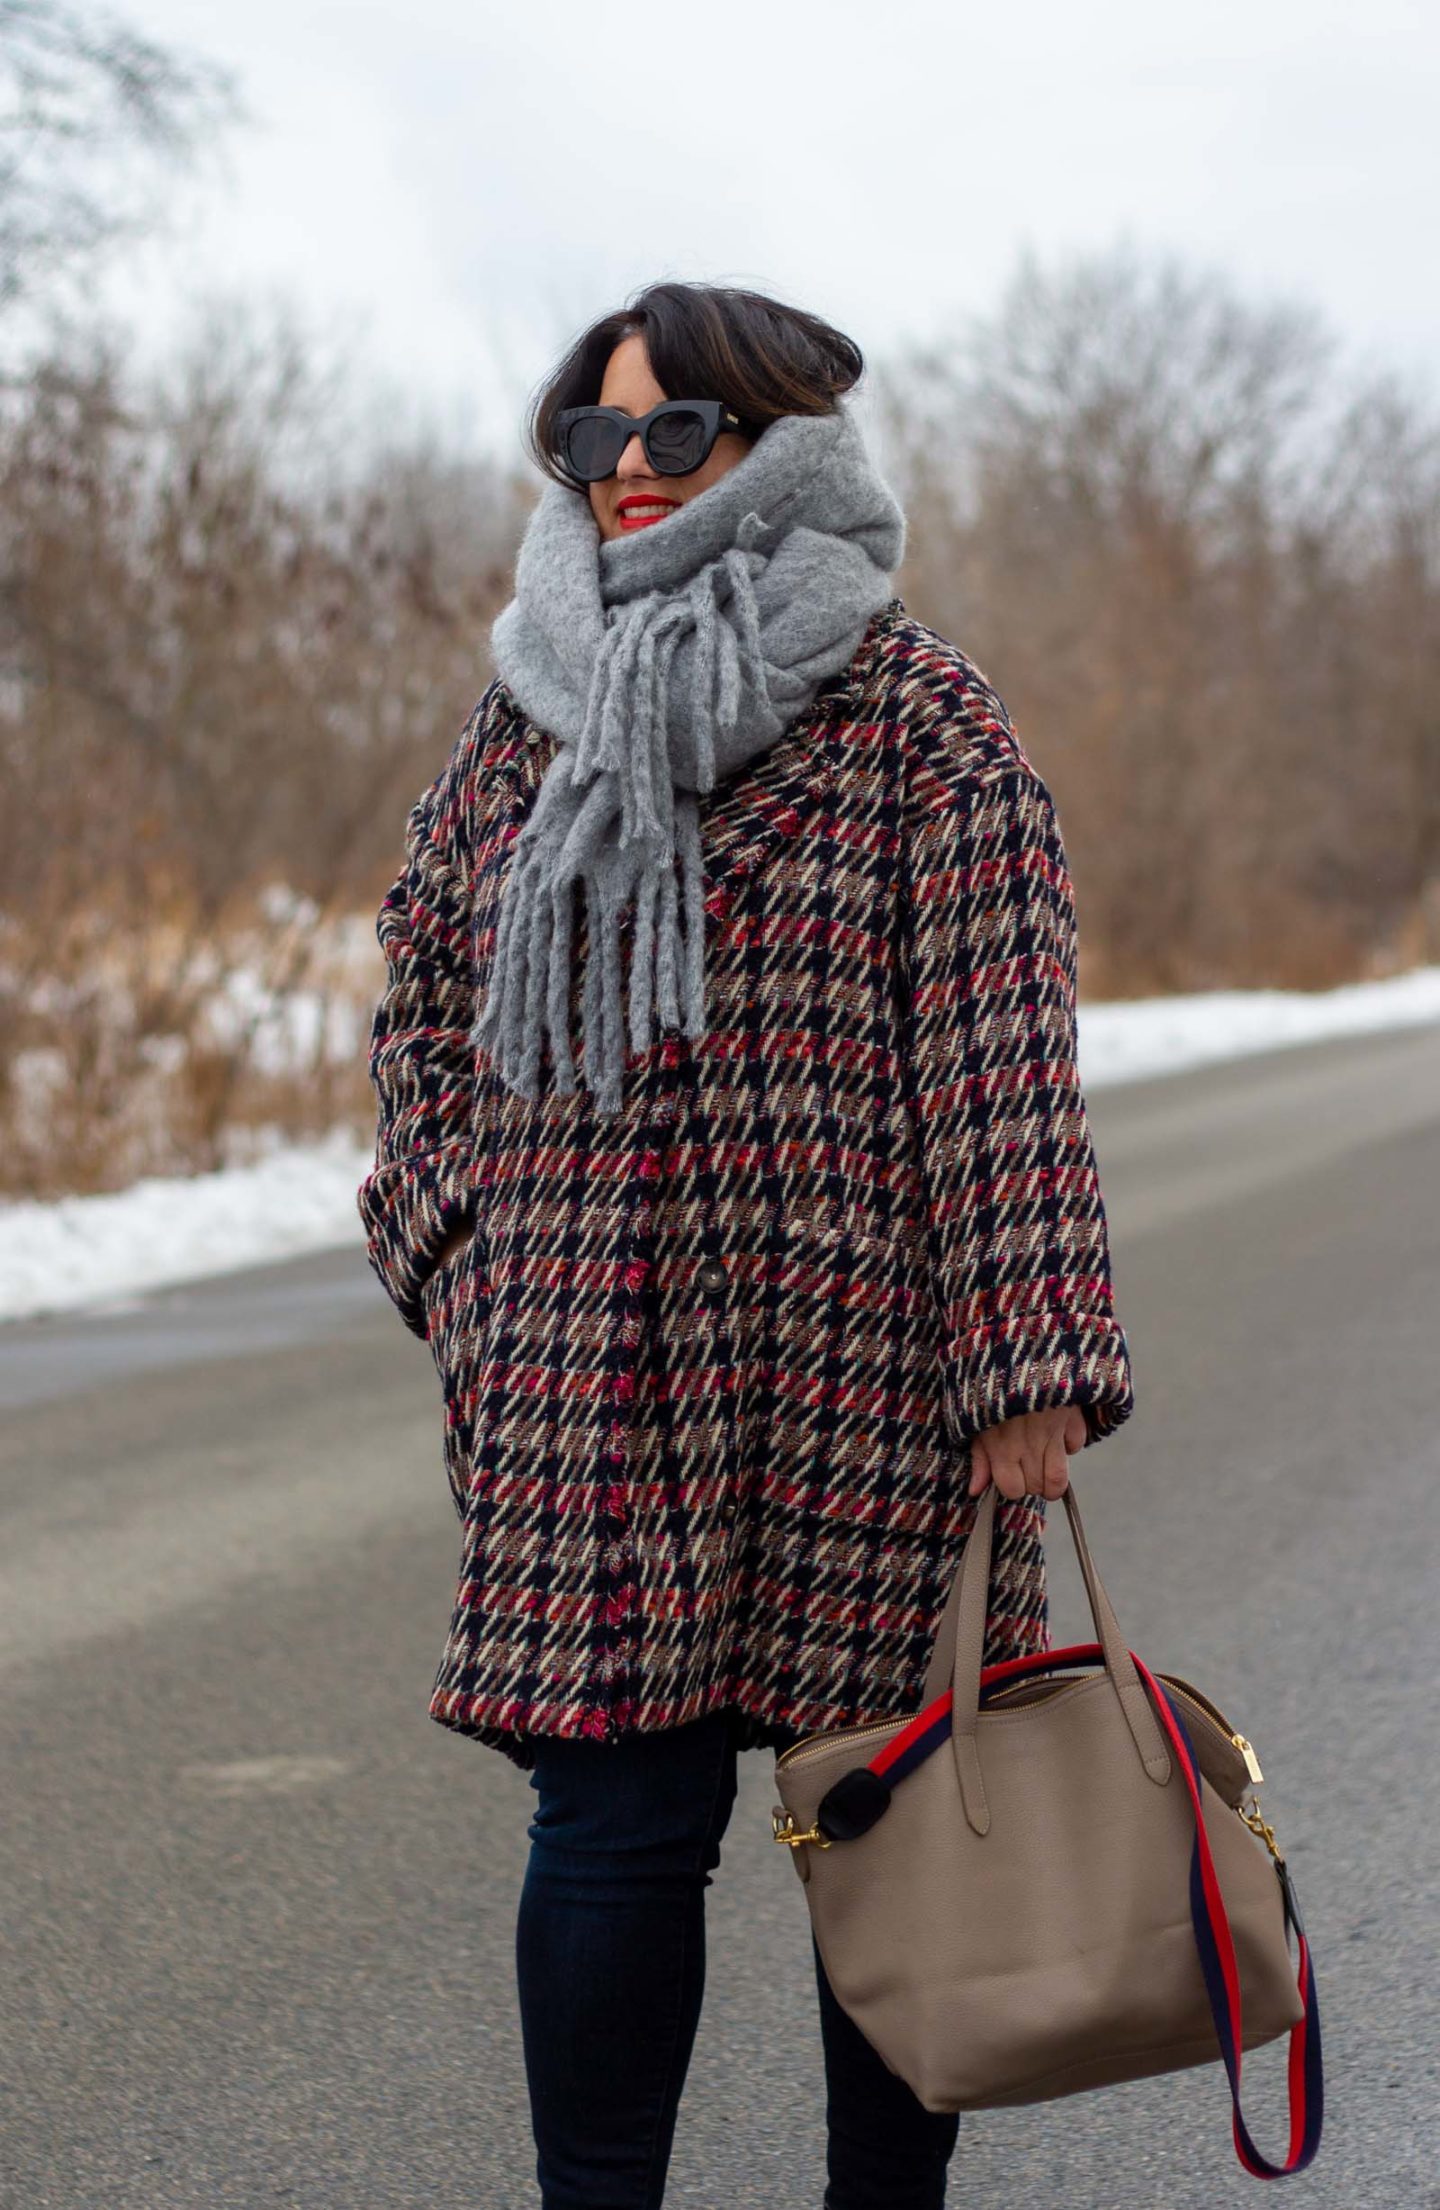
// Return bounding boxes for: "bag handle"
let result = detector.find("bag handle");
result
[922,1479,1172,1835]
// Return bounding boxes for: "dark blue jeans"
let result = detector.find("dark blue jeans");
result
[515,1708,959,2209]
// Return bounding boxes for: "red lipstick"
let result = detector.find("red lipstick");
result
[616,492,681,532]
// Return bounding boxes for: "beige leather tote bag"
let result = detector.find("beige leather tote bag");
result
[771,1478,1323,2178]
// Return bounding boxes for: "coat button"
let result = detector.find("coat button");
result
[698,1258,728,1293]
[524,727,541,746]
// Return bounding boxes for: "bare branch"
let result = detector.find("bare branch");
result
[0,0,244,314]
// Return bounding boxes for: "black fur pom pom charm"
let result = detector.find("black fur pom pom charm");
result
[816,1766,893,1840]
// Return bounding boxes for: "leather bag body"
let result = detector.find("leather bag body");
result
[771,1479,1316,2138]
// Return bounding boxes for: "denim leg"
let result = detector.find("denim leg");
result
[761,1721,960,2208]
[515,1712,740,2210]
[812,1929,959,2210]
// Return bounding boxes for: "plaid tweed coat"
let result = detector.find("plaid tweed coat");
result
[357,595,1135,1770]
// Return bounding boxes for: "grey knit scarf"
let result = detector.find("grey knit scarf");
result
[473,398,906,1118]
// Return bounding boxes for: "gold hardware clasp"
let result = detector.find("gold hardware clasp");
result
[772,1809,832,1851]
[1231,1732,1264,1785]
[1238,1794,1285,1862]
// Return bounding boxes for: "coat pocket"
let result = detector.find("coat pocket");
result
[420,1229,494,1520]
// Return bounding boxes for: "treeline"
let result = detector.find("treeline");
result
[0,305,528,1194]
[2,0,1438,1199]
[3,247,1437,1198]
[878,246,1440,997]
[4,4,1438,1202]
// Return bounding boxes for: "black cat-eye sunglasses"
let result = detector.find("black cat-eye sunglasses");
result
[554,399,747,485]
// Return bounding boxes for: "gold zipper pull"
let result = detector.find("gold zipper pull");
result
[1231,1733,1264,1785]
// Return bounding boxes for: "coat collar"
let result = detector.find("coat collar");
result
[489,595,905,918]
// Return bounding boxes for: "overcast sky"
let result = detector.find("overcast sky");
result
[90,0,1437,468]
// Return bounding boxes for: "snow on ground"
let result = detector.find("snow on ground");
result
[1074,963,1440,1089]
[0,1125,376,1324]
[3,966,1439,1324]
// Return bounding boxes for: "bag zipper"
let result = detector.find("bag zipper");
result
[1149,1671,1265,1782]
[775,1714,913,1772]
[774,1670,1263,1783]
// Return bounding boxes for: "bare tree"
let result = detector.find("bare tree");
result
[0,0,242,324]
[0,295,527,1194]
[876,241,1440,994]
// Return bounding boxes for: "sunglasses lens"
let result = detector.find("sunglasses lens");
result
[647,408,710,475]
[564,415,626,481]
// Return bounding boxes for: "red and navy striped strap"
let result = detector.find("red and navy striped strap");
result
[847,1643,1323,2177]
[1134,1650,1324,2178]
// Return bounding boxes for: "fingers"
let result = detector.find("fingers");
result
[968,1426,1073,1501]
[977,1448,1028,1501]
[967,1406,1093,1503]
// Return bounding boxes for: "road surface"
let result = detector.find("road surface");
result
[3,1022,1438,2207]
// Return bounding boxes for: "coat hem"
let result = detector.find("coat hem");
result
[427,1598,1056,1775]
[429,1679,931,1774]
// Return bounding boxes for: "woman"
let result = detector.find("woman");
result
[357,280,1136,2210]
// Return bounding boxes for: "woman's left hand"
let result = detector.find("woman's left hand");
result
[967,1405,1089,1501]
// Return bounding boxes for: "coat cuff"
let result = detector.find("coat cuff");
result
[941,1313,1136,1452]
[356,1139,474,1340]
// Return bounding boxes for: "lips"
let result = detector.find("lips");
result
[616,495,680,531]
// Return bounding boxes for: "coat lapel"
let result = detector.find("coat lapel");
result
[694,726,837,920]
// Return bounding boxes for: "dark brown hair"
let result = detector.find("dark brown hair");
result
[525,280,865,491]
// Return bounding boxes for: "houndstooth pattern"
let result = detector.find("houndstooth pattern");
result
[357,598,1135,1769]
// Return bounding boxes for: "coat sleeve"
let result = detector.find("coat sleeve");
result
[356,737,478,1341]
[897,758,1135,1450]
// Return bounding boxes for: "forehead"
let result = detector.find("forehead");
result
[598,330,665,406]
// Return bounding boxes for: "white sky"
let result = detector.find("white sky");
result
[86,0,1439,468]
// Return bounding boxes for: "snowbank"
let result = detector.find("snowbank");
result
[4,967,1439,1323]
[0,1126,373,1323]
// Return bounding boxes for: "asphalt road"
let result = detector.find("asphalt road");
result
[3,1023,1439,2209]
